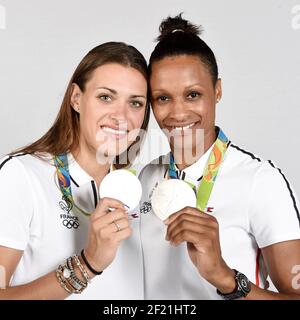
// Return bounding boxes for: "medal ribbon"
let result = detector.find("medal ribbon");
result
[54,154,135,217]
[54,154,91,216]
[168,128,230,211]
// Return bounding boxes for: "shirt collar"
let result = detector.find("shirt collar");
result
[67,153,94,187]
[172,143,214,184]
[67,153,115,187]
[171,126,226,184]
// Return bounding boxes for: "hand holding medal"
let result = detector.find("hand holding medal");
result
[84,169,142,274]
[151,129,234,289]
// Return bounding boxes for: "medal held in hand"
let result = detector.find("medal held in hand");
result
[99,169,142,211]
[151,179,197,221]
[152,128,230,221]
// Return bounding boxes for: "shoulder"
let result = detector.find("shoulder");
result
[227,143,290,181]
[228,142,299,214]
[226,143,263,170]
[0,153,28,175]
[225,143,278,179]
[0,153,53,180]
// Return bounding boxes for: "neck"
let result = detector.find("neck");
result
[172,127,217,171]
[71,143,111,187]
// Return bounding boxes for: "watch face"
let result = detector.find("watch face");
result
[237,272,251,294]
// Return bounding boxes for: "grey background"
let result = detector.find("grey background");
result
[0,0,299,195]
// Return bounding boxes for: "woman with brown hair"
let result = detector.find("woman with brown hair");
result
[0,42,150,299]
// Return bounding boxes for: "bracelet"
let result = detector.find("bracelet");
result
[57,264,85,294]
[55,256,89,294]
[81,249,103,275]
[73,255,90,283]
[56,268,73,294]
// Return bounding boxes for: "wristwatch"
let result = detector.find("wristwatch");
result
[216,269,251,300]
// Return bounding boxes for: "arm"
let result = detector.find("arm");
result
[215,239,300,300]
[0,246,80,299]
[165,208,300,300]
[0,197,131,300]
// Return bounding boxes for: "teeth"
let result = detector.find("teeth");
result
[174,123,195,131]
[102,126,127,135]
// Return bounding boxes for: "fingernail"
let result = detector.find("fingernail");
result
[164,218,169,224]
[165,234,169,241]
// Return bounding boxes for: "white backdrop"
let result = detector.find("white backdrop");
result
[0,0,299,195]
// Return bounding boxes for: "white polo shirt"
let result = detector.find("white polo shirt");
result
[0,153,144,300]
[138,140,300,299]
[1,140,299,300]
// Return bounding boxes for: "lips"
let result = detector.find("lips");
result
[160,121,203,138]
[164,121,200,132]
[100,125,128,139]
[173,122,196,131]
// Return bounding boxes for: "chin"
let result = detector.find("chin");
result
[95,145,128,164]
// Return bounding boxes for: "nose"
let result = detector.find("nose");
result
[110,100,128,124]
[168,99,189,123]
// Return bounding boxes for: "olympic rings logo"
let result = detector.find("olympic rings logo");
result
[63,219,79,229]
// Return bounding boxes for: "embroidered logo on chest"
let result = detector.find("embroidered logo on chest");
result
[59,196,80,229]
[140,201,152,214]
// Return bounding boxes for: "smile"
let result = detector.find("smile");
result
[101,126,128,138]
[171,122,199,131]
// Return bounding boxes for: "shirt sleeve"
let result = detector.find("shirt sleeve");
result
[248,160,300,248]
[0,156,34,250]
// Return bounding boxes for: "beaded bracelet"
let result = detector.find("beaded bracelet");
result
[55,255,89,294]
[73,255,91,283]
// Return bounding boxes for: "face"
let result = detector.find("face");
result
[71,63,147,160]
[150,55,221,154]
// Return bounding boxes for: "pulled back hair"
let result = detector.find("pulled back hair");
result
[149,13,218,86]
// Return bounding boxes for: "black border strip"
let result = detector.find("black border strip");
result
[70,175,79,188]
[268,160,300,227]
[0,156,12,170]
[230,144,261,162]
[0,153,26,171]
[91,180,98,209]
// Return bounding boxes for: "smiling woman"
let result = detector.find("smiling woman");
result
[0,42,150,299]
[138,14,300,300]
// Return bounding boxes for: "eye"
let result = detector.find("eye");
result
[131,100,144,108]
[156,95,169,102]
[98,94,112,102]
[187,91,201,99]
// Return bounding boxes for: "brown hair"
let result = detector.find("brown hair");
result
[11,42,150,168]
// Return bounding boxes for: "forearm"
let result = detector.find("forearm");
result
[0,256,95,300]
[0,271,70,300]
[208,264,300,300]
[243,284,300,300]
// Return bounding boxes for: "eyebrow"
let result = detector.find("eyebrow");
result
[96,87,146,99]
[152,83,206,93]
[96,87,117,94]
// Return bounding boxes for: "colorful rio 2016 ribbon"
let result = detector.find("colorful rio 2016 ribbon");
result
[168,127,230,212]
[54,154,91,217]
[54,154,137,217]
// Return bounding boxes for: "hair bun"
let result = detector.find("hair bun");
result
[157,13,202,41]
